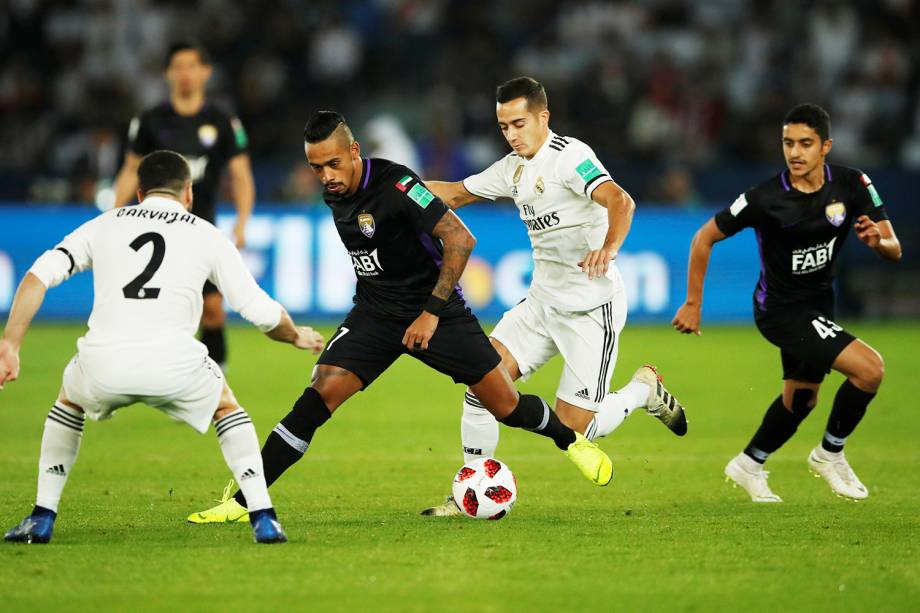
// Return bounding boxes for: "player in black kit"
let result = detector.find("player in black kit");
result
[673,104,902,502]
[112,42,255,369]
[188,111,613,524]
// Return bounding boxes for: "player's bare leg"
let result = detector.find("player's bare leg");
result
[5,389,84,543]
[807,339,883,500]
[201,290,228,369]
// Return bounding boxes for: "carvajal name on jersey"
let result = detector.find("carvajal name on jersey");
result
[116,208,197,225]
[791,237,837,274]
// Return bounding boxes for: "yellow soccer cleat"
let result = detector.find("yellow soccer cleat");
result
[187,480,250,524]
[564,432,613,486]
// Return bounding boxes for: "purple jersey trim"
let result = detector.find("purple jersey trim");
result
[754,229,767,311]
[780,170,791,191]
[824,163,832,181]
[361,158,372,190]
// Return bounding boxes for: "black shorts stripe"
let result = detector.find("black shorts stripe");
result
[595,303,615,402]
[584,174,609,195]
[55,247,75,274]
[47,414,84,432]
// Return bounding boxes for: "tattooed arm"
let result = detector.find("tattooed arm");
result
[401,211,476,350]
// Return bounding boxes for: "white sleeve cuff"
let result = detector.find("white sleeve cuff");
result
[28,249,74,289]
[238,292,283,332]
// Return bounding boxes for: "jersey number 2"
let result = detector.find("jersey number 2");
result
[123,232,165,299]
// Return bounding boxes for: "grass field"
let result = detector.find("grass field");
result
[0,321,918,612]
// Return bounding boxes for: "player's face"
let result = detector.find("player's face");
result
[782,123,832,178]
[496,97,550,159]
[305,137,362,196]
[166,50,211,97]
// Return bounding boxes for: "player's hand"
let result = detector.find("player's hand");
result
[402,312,439,351]
[293,326,324,354]
[672,302,702,336]
[855,215,881,248]
[0,339,21,390]
[232,223,247,249]
[578,247,616,280]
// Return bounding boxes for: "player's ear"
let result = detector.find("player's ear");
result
[136,189,144,204]
[822,137,833,156]
[351,140,361,161]
[184,182,194,210]
[539,108,550,128]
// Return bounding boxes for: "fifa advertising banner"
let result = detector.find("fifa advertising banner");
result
[0,204,759,322]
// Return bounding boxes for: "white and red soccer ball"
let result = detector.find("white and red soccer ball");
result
[451,458,517,520]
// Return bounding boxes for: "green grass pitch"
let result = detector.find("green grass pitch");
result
[0,321,917,611]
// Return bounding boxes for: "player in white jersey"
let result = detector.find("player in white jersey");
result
[0,151,323,544]
[421,77,688,515]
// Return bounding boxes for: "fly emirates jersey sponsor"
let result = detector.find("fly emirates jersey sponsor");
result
[463,132,621,311]
[28,196,281,394]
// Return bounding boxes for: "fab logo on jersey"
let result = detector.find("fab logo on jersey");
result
[358,213,375,238]
[825,202,846,227]
[791,237,837,275]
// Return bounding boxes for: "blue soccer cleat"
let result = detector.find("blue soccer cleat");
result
[4,509,56,544]
[249,508,287,544]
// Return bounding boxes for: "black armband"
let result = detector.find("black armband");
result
[423,294,447,316]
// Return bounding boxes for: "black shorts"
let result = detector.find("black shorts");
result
[203,280,220,296]
[317,303,501,388]
[755,304,856,383]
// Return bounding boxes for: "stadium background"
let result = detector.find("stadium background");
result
[0,0,917,323]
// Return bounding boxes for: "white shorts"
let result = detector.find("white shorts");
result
[490,292,627,411]
[62,353,224,434]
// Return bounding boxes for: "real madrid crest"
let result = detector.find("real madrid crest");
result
[198,124,218,148]
[534,176,545,196]
[824,201,846,227]
[358,213,375,238]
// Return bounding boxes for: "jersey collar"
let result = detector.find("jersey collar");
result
[139,196,188,211]
[780,163,833,192]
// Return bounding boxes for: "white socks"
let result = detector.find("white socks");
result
[584,381,650,441]
[36,404,85,512]
[215,409,272,512]
[461,391,499,464]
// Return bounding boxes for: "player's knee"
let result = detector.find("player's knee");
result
[859,353,885,391]
[282,387,332,435]
[787,388,816,420]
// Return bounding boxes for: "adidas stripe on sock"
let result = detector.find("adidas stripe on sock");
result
[36,404,85,512]
[215,408,272,512]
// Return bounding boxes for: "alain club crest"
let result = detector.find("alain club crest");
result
[825,201,846,227]
[358,213,375,238]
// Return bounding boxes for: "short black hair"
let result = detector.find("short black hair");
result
[164,41,210,68]
[137,150,191,196]
[303,110,348,144]
[496,76,548,111]
[783,104,831,141]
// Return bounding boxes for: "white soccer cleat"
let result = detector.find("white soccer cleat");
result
[724,453,782,502]
[420,495,463,517]
[807,447,868,500]
[631,365,687,436]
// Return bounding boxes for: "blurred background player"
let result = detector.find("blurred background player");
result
[420,77,687,516]
[112,42,255,371]
[0,150,323,544]
[188,111,614,524]
[672,104,902,502]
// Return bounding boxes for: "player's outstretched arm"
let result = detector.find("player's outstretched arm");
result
[0,273,48,389]
[228,154,256,248]
[112,152,142,208]
[402,211,476,351]
[855,217,902,262]
[672,218,727,336]
[579,180,635,280]
[265,308,324,354]
[424,181,482,210]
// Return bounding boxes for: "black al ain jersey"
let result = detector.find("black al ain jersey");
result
[324,158,463,320]
[128,102,248,222]
[714,163,889,314]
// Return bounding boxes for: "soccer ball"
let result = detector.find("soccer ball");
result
[451,458,517,520]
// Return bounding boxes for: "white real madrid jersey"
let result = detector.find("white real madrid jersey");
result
[463,131,622,311]
[29,196,281,394]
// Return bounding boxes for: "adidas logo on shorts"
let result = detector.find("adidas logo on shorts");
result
[239,468,259,480]
[575,388,591,400]
[46,464,66,476]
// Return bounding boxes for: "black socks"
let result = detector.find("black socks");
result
[821,380,876,453]
[499,394,577,451]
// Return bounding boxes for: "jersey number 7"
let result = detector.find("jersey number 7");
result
[123,232,165,300]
